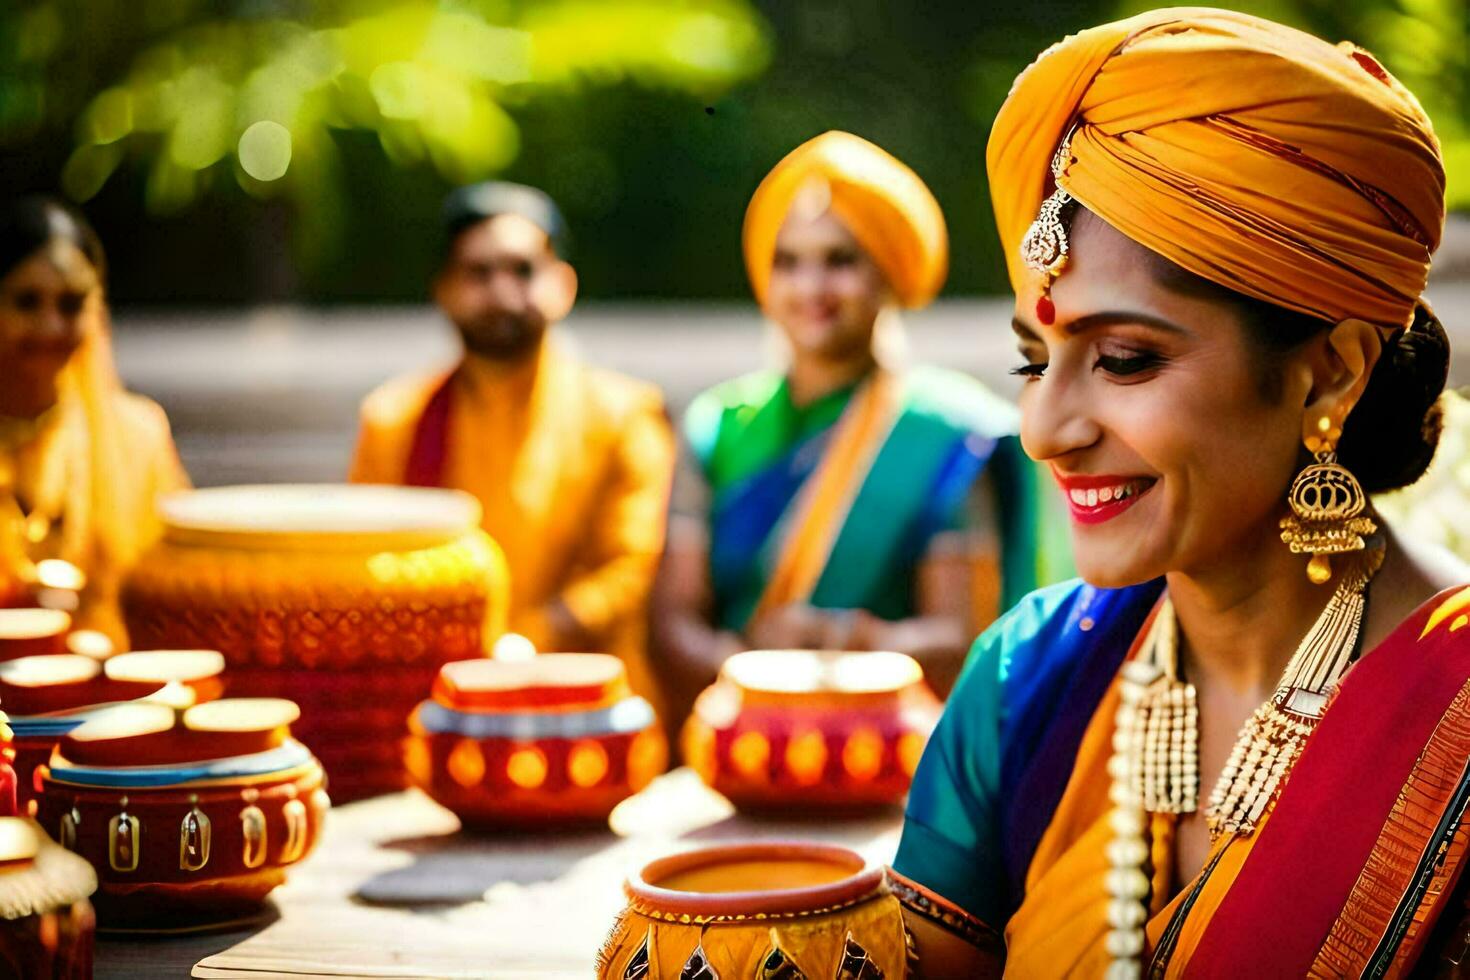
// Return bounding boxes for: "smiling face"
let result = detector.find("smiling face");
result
[765,210,890,362]
[1011,210,1319,588]
[0,244,99,419]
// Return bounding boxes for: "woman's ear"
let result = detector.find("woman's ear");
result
[1301,318,1383,445]
[539,259,578,323]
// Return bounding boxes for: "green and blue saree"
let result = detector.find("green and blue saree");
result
[683,365,1067,633]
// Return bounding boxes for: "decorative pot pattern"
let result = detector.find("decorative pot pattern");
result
[683,651,942,812]
[598,841,907,979]
[405,654,666,827]
[35,700,327,929]
[120,485,508,800]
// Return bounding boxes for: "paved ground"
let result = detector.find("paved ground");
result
[111,286,1470,488]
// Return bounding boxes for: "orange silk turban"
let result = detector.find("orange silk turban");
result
[744,131,949,309]
[988,7,1445,329]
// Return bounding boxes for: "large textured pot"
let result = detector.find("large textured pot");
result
[0,817,96,978]
[683,650,942,812]
[598,841,906,978]
[405,654,666,828]
[1,651,224,814]
[36,699,327,930]
[121,485,508,801]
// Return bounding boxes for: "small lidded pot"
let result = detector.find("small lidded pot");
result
[598,841,907,979]
[36,698,327,929]
[2,650,225,813]
[405,654,667,828]
[0,816,96,978]
[0,610,70,661]
[683,650,942,812]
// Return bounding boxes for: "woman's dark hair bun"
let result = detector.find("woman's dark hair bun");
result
[1338,305,1450,494]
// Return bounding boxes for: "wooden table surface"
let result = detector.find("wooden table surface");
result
[92,770,905,979]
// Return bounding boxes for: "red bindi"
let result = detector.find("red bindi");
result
[1036,294,1056,325]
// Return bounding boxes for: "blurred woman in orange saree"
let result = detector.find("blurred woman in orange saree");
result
[0,197,189,648]
[891,9,1470,977]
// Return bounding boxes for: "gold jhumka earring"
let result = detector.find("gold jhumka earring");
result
[1278,415,1377,584]
[1019,127,1078,325]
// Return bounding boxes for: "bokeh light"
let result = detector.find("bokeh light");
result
[238,120,292,181]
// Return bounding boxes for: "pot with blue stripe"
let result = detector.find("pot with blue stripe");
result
[405,654,667,828]
[35,697,327,930]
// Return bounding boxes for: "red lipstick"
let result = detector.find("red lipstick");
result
[1052,471,1157,526]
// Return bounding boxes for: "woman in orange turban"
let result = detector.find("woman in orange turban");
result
[651,131,1067,726]
[1,197,189,648]
[890,8,1469,977]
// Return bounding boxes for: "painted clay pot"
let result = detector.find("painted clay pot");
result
[683,650,942,812]
[0,610,70,661]
[121,484,509,801]
[598,841,907,978]
[2,650,225,814]
[35,698,327,929]
[0,817,96,978]
[405,654,667,828]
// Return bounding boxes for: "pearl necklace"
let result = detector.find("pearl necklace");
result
[1104,548,1381,976]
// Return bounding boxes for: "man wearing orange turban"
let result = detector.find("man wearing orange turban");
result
[890,8,1467,979]
[651,131,1069,725]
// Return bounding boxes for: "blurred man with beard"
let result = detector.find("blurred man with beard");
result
[350,183,675,701]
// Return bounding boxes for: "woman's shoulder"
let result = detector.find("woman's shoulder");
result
[682,370,783,461]
[112,390,178,451]
[955,577,1159,700]
[1364,528,1470,655]
[686,371,783,418]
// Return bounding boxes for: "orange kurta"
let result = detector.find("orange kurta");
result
[350,336,675,704]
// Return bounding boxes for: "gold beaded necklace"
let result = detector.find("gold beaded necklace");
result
[1104,543,1383,975]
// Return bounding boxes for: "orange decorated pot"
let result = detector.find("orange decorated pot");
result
[598,841,907,978]
[2,651,225,814]
[35,699,327,929]
[405,654,666,828]
[0,817,96,978]
[121,485,509,801]
[683,650,942,812]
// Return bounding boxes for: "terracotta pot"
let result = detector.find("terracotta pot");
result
[35,699,327,929]
[0,817,95,978]
[683,650,942,812]
[1,651,225,814]
[405,654,666,828]
[121,484,509,801]
[598,841,906,978]
[0,609,70,661]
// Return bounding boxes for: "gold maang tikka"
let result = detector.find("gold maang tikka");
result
[1019,126,1078,326]
[1279,415,1376,585]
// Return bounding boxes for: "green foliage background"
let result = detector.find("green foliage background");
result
[0,0,1463,305]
